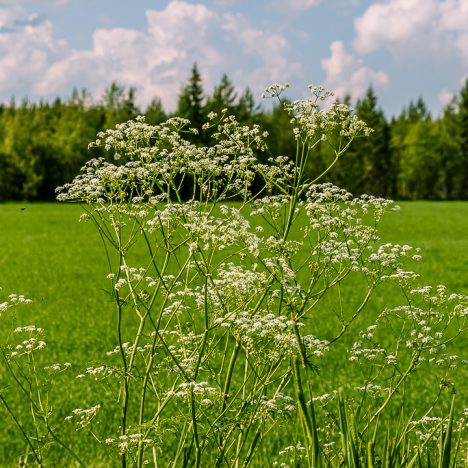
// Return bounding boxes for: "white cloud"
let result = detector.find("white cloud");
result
[353,0,468,63]
[439,0,468,31]
[353,0,437,54]
[0,3,66,96]
[438,88,455,108]
[31,0,301,109]
[321,40,388,98]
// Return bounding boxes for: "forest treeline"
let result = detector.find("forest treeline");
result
[1,64,468,201]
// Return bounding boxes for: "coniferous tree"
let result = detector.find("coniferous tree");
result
[393,97,455,200]
[102,82,140,128]
[176,63,206,142]
[406,97,430,122]
[0,71,468,201]
[338,88,392,196]
[206,73,237,116]
[259,101,295,165]
[145,98,167,125]
[389,97,430,199]
[236,87,257,124]
[359,87,392,196]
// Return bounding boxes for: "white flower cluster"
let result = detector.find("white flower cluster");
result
[300,184,409,279]
[262,83,371,154]
[408,415,447,443]
[0,292,32,313]
[105,432,155,454]
[286,99,372,143]
[214,310,328,361]
[354,383,392,397]
[209,263,268,310]
[76,365,114,380]
[9,337,46,358]
[272,441,306,468]
[57,111,268,205]
[253,392,296,420]
[44,362,72,373]
[65,404,101,429]
[164,381,220,402]
[9,325,46,358]
[180,205,261,255]
[349,283,467,373]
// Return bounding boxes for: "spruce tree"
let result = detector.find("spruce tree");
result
[145,98,167,125]
[206,73,237,115]
[237,87,257,123]
[343,87,392,196]
[102,82,139,128]
[176,63,206,142]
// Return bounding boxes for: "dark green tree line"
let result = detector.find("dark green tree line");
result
[1,67,468,201]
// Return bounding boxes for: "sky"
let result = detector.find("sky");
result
[1,0,467,117]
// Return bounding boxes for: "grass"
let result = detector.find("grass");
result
[0,201,467,466]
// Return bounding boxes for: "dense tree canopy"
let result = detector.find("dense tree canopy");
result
[1,67,468,201]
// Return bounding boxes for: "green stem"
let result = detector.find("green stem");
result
[292,357,320,467]
[0,393,42,466]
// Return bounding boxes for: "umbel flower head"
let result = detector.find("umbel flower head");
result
[56,84,371,205]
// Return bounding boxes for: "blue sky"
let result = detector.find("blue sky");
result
[1,0,467,116]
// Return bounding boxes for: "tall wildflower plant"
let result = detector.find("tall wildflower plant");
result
[3,84,466,466]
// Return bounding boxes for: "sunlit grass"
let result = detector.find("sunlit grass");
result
[0,201,466,465]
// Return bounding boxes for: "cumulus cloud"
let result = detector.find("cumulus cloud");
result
[29,0,301,109]
[353,0,468,63]
[0,3,66,96]
[353,0,437,54]
[321,40,388,99]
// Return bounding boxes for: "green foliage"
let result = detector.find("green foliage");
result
[102,82,140,128]
[176,63,207,140]
[335,87,393,197]
[1,70,468,202]
[144,97,167,125]
[1,85,466,466]
[206,73,237,115]
[458,79,468,199]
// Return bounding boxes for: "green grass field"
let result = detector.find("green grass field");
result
[0,201,467,466]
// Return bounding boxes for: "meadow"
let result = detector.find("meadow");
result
[0,200,467,466]
[0,89,467,466]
